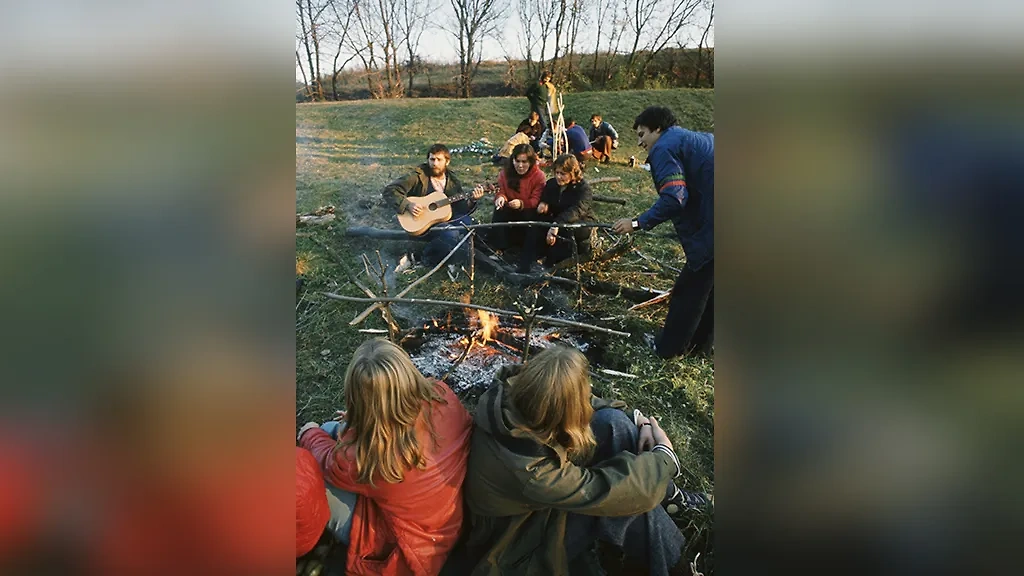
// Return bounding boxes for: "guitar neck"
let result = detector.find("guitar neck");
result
[432,183,494,208]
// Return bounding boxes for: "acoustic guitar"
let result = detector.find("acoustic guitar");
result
[396,183,496,236]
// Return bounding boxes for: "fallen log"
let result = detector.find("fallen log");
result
[592,196,627,205]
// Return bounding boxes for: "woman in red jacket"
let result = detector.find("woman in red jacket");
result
[488,143,546,273]
[298,338,473,576]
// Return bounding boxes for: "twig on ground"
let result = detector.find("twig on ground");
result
[599,368,638,379]
[441,331,475,381]
[349,231,475,326]
[633,248,682,274]
[628,291,672,311]
[324,293,631,337]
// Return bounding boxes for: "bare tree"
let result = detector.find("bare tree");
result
[550,0,568,76]
[622,0,703,87]
[447,0,506,98]
[326,0,362,100]
[563,0,589,81]
[692,0,713,87]
[296,49,312,99]
[518,0,558,82]
[297,0,328,100]
[589,0,627,88]
[396,0,429,96]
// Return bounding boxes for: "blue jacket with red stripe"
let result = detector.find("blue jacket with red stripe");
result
[636,126,714,270]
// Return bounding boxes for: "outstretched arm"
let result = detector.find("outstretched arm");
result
[637,146,688,230]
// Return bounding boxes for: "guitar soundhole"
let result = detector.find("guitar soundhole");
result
[428,202,438,211]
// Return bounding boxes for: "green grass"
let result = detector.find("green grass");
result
[296,88,714,574]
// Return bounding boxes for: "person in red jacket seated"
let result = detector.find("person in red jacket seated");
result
[297,338,474,576]
[488,143,547,273]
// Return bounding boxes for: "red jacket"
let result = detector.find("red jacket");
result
[496,165,545,211]
[301,381,473,576]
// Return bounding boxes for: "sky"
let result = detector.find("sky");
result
[296,2,714,82]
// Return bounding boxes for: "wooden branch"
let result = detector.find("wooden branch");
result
[589,177,622,184]
[592,195,627,205]
[345,222,612,239]
[349,230,475,326]
[430,221,614,232]
[633,248,682,274]
[628,291,672,311]
[323,293,631,337]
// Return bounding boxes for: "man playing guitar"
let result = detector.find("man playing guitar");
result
[383,143,486,266]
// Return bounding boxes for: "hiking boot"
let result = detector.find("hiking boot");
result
[664,485,712,517]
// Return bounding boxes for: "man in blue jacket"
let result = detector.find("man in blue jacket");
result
[563,118,595,164]
[612,106,714,358]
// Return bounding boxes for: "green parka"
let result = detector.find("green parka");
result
[461,366,677,576]
[382,163,475,218]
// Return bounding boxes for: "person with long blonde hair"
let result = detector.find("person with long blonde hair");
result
[298,338,473,576]
[459,346,709,576]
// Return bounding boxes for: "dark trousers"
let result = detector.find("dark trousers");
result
[564,409,684,576]
[523,220,592,268]
[488,207,538,270]
[657,259,714,358]
[422,214,474,267]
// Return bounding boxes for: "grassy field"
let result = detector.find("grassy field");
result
[296,88,714,574]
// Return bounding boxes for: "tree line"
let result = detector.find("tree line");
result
[297,0,713,100]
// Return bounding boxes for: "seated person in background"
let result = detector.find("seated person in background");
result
[563,118,595,164]
[298,338,474,576]
[383,143,485,266]
[489,143,546,273]
[491,131,532,166]
[589,113,619,163]
[460,346,709,576]
[527,154,595,269]
[516,111,545,153]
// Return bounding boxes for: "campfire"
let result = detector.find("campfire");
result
[404,308,586,393]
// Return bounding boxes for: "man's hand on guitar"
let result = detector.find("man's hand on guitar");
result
[408,203,425,217]
[508,199,523,210]
[546,227,558,246]
[537,202,549,215]
[494,196,507,210]
[471,184,486,200]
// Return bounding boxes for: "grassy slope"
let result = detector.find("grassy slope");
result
[296,88,714,572]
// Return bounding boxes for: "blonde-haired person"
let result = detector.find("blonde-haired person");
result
[523,154,596,273]
[298,338,473,576]
[459,346,709,576]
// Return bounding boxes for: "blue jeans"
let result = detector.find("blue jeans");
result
[320,421,356,545]
[423,214,474,267]
[564,408,684,576]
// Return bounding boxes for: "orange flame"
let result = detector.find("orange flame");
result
[478,310,499,343]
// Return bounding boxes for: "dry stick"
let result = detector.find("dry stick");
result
[349,230,476,326]
[323,294,631,337]
[628,291,672,311]
[441,332,475,381]
[429,221,613,232]
[633,248,682,274]
[463,222,476,301]
[363,251,400,339]
[592,196,627,205]
[307,235,378,298]
[589,177,622,184]
[572,235,583,309]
